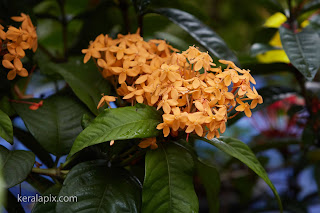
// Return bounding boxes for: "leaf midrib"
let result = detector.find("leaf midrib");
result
[293,31,309,74]
[161,144,173,211]
[91,117,159,143]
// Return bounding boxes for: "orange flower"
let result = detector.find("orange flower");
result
[2,58,28,80]
[83,31,262,141]
[111,60,140,84]
[247,87,263,108]
[235,98,252,117]
[0,25,6,40]
[1,13,38,80]
[82,42,102,63]
[97,95,117,109]
[138,138,158,149]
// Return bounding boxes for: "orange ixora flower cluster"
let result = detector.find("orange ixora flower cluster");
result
[0,13,38,80]
[82,30,263,147]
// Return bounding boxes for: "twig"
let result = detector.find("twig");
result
[32,167,69,178]
[228,111,240,119]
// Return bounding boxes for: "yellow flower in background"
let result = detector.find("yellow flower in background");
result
[83,30,263,148]
[263,12,287,28]
[257,12,311,64]
[257,12,289,63]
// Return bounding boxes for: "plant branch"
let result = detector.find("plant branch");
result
[32,167,69,179]
[228,111,240,119]
[60,152,80,169]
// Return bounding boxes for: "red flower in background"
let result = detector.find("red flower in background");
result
[250,95,307,138]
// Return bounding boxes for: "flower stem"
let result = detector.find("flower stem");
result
[228,111,240,119]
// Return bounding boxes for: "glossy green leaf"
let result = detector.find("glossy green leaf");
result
[142,143,199,213]
[279,25,320,81]
[56,160,141,213]
[228,86,297,126]
[196,160,220,213]
[154,8,239,64]
[197,136,283,212]
[32,184,62,213]
[36,53,112,115]
[0,109,13,144]
[251,43,281,56]
[81,113,93,129]
[132,0,151,15]
[309,14,320,34]
[13,128,54,168]
[68,104,162,157]
[300,0,320,15]
[12,95,90,156]
[257,0,284,13]
[0,145,35,188]
[253,27,278,44]
[0,96,15,117]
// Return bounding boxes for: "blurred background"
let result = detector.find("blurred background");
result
[1,0,320,212]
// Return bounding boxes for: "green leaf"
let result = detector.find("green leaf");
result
[68,104,162,157]
[197,136,283,212]
[36,53,112,115]
[12,95,90,156]
[0,96,15,117]
[0,160,4,207]
[142,143,199,213]
[56,160,141,213]
[253,27,278,44]
[279,25,320,81]
[132,0,151,15]
[13,128,54,168]
[196,160,220,213]
[257,0,285,13]
[300,0,320,15]
[228,86,297,126]
[81,113,93,129]
[32,184,62,213]
[251,43,281,56]
[0,145,35,188]
[0,109,13,144]
[154,8,239,64]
